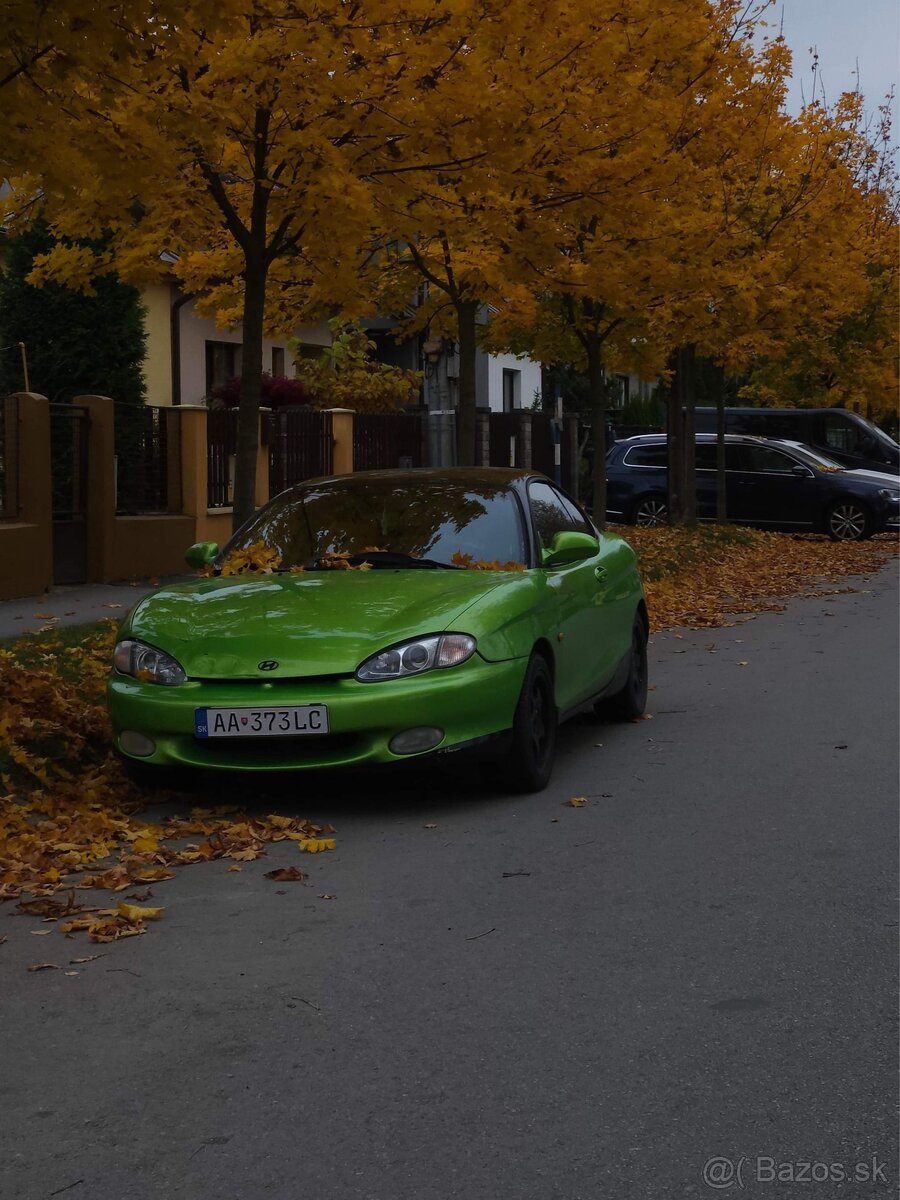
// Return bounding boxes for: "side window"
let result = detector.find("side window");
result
[623,445,667,467]
[695,443,717,470]
[735,446,797,474]
[557,491,593,534]
[528,481,589,548]
[824,415,873,456]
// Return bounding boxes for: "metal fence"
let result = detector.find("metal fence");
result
[115,403,180,514]
[207,408,239,508]
[0,396,19,520]
[353,411,424,471]
[268,408,334,497]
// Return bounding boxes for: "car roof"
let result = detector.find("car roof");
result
[284,466,545,490]
[616,433,770,446]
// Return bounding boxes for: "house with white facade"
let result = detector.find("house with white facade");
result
[139,283,545,412]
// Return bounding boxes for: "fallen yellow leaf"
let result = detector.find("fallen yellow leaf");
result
[296,837,336,853]
[116,902,164,921]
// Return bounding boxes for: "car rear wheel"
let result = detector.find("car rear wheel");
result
[501,653,557,793]
[595,615,648,721]
[632,495,668,526]
[825,499,873,542]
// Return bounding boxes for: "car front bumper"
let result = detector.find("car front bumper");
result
[107,653,528,771]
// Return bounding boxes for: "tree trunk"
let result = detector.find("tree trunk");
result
[232,246,267,532]
[455,299,478,466]
[714,362,727,523]
[680,344,697,527]
[586,333,607,527]
[665,350,683,524]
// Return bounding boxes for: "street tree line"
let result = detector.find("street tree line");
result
[2,0,897,526]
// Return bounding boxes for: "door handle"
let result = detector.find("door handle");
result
[594,564,608,581]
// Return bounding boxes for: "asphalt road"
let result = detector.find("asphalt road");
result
[3,566,898,1200]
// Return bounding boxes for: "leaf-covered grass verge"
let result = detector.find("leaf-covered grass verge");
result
[623,525,898,630]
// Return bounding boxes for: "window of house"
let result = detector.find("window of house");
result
[502,369,520,412]
[294,344,326,361]
[272,347,285,376]
[206,341,241,393]
[615,374,631,406]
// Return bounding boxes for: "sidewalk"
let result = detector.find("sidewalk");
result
[0,576,193,640]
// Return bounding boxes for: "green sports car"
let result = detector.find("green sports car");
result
[108,468,648,792]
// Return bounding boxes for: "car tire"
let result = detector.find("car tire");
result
[632,495,668,526]
[501,653,558,793]
[825,499,873,542]
[595,615,648,721]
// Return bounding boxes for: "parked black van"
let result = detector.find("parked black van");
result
[692,408,899,475]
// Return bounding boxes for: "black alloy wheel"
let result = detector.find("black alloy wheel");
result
[633,496,668,527]
[825,499,873,542]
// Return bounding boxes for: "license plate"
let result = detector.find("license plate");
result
[195,706,329,738]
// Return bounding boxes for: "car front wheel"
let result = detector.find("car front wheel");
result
[825,499,873,541]
[595,615,648,721]
[502,653,557,793]
[632,495,668,526]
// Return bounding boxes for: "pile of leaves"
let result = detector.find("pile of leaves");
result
[625,525,898,629]
[452,552,525,571]
[0,624,336,936]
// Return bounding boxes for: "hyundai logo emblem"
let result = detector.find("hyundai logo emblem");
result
[258,660,279,671]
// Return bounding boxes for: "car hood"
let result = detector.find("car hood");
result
[843,469,900,489]
[125,570,510,679]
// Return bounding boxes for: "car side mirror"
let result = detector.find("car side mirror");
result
[185,541,219,568]
[541,531,598,568]
[791,465,813,478]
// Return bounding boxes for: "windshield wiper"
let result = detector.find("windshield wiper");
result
[343,551,461,570]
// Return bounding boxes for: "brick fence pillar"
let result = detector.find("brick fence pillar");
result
[516,410,533,468]
[475,408,491,466]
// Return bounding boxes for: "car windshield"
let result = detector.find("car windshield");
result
[221,476,528,570]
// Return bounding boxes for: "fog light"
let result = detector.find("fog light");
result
[120,730,157,757]
[389,727,444,755]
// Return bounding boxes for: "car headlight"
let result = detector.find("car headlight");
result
[356,634,476,682]
[114,639,187,686]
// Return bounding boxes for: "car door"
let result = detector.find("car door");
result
[728,444,817,528]
[527,480,620,711]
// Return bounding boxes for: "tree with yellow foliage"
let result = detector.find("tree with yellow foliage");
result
[1,0,493,527]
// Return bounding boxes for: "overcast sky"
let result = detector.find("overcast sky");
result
[775,0,898,121]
